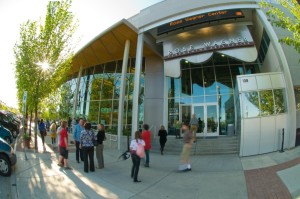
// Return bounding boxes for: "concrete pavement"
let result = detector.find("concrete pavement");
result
[9,133,300,199]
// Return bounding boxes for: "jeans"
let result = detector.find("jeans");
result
[131,154,141,181]
[145,150,150,165]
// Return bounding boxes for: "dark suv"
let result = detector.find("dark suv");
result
[0,137,17,176]
[0,111,20,138]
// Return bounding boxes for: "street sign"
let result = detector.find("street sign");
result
[23,91,27,103]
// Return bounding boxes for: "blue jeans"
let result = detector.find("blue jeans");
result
[145,150,150,165]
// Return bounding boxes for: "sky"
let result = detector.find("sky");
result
[0,0,163,109]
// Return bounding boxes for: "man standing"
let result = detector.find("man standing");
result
[178,123,194,171]
[190,114,198,142]
[142,124,151,167]
[73,118,84,163]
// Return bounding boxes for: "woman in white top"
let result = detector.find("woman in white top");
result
[130,130,145,183]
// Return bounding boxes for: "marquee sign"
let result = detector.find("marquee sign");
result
[164,37,254,61]
[157,9,244,35]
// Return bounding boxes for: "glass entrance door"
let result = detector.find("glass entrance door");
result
[193,103,219,137]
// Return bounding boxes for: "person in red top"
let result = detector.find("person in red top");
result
[142,124,152,167]
[58,120,72,170]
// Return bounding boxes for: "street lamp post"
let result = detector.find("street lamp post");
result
[34,62,50,152]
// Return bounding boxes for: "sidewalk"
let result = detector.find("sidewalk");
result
[11,133,300,199]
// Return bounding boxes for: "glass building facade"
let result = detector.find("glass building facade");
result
[66,58,145,133]
[167,53,261,136]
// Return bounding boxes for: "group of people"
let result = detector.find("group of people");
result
[39,117,194,182]
[129,122,194,182]
[73,118,106,172]
[38,118,106,172]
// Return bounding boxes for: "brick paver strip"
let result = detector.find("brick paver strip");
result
[245,157,300,199]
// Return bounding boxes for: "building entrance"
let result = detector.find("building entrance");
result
[180,103,219,137]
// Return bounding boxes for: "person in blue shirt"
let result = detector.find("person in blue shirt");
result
[73,118,84,163]
[38,119,46,148]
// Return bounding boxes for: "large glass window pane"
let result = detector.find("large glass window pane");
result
[168,98,180,135]
[180,97,192,105]
[259,90,274,116]
[87,101,99,125]
[168,77,180,98]
[193,96,204,103]
[274,89,286,114]
[230,65,244,88]
[181,105,192,125]
[219,94,235,135]
[101,74,114,100]
[245,64,260,74]
[242,92,260,118]
[191,68,204,96]
[215,65,233,94]
[90,75,102,101]
[99,100,112,130]
[205,95,217,103]
[203,67,217,95]
[181,69,191,96]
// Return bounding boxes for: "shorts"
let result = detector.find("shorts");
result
[60,146,68,159]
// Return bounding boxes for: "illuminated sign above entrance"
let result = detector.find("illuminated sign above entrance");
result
[157,9,244,35]
[164,37,254,61]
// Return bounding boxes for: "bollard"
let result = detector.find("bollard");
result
[280,128,284,153]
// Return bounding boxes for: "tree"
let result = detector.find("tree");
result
[14,0,78,150]
[260,0,300,61]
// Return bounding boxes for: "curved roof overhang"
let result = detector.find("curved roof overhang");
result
[70,19,160,75]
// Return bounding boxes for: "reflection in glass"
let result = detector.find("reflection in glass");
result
[207,105,218,133]
[259,90,274,116]
[181,105,191,125]
[168,98,180,135]
[205,95,217,103]
[194,106,204,133]
[181,97,192,105]
[274,89,286,114]
[203,67,216,95]
[219,94,235,135]
[168,77,180,98]
[181,69,191,96]
[215,66,233,94]
[191,68,204,96]
[193,96,204,104]
[242,92,260,118]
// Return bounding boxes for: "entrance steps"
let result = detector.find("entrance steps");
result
[151,136,240,155]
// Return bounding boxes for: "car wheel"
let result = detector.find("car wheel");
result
[0,154,11,177]
[4,136,11,144]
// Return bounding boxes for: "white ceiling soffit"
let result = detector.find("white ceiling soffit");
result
[163,24,258,78]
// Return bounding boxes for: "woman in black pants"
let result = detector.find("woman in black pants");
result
[158,125,167,155]
[130,131,145,182]
[80,122,95,173]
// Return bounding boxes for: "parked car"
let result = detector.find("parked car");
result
[2,111,21,126]
[0,111,20,138]
[0,137,17,176]
[0,125,13,144]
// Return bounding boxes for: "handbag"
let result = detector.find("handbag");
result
[136,143,145,158]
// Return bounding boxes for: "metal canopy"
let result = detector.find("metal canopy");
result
[71,19,157,75]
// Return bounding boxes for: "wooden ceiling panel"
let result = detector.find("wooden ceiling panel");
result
[70,20,158,75]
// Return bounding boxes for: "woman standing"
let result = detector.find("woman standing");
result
[80,122,95,173]
[96,124,106,169]
[130,130,145,183]
[50,121,57,148]
[58,120,71,170]
[158,125,167,155]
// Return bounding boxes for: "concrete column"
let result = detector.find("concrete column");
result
[117,40,130,150]
[256,9,296,148]
[73,66,83,120]
[131,33,144,138]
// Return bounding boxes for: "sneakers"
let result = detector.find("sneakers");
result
[57,163,63,167]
